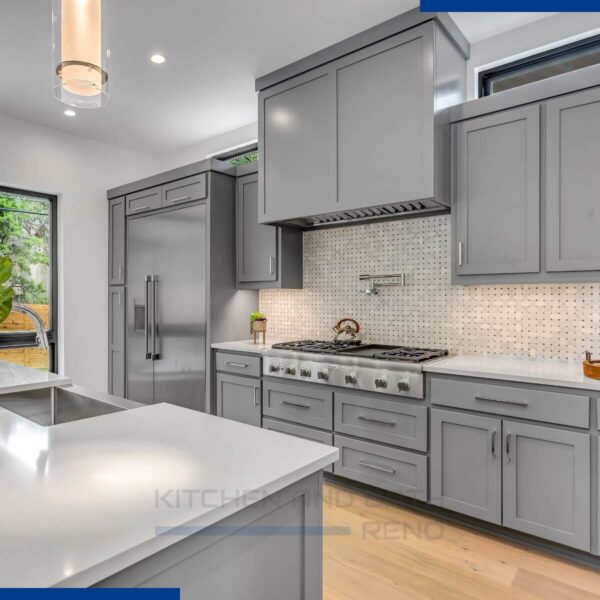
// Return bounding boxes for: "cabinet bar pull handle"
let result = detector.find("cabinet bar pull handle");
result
[506,432,512,462]
[358,461,396,475]
[491,430,497,456]
[170,195,191,204]
[358,415,396,426]
[269,256,275,275]
[254,387,260,407]
[144,275,151,360]
[458,242,464,267]
[151,275,160,360]
[475,395,529,407]
[227,362,248,368]
[282,400,311,409]
[132,205,149,212]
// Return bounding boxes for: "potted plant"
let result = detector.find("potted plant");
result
[249,311,267,344]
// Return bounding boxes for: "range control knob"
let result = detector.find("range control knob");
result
[300,368,311,378]
[317,369,329,381]
[374,377,388,389]
[269,364,280,373]
[345,373,357,385]
[285,366,296,375]
[397,380,411,392]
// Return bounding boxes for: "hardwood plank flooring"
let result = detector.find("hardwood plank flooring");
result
[323,482,600,599]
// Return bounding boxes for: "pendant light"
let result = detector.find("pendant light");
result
[52,0,110,109]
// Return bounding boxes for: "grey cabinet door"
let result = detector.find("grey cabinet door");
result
[430,409,501,524]
[455,105,540,275]
[237,173,277,283]
[503,420,590,551]
[216,373,261,427]
[108,287,126,397]
[336,24,434,210]
[125,187,162,215]
[259,66,335,223]
[546,87,600,272]
[108,196,126,285]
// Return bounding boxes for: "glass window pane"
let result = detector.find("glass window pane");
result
[0,347,49,371]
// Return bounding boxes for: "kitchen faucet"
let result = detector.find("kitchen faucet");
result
[12,303,49,350]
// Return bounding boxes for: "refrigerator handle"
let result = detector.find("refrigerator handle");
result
[151,275,160,361]
[144,275,152,360]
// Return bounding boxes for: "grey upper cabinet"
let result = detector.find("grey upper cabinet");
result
[546,87,600,272]
[109,196,126,285]
[259,66,335,223]
[336,27,434,210]
[162,174,207,208]
[216,373,261,427]
[430,409,501,524]
[108,286,125,397]
[454,105,540,276]
[502,420,590,551]
[125,186,162,215]
[237,171,302,289]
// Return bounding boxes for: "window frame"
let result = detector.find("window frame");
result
[0,185,58,373]
[212,142,258,164]
[479,33,600,98]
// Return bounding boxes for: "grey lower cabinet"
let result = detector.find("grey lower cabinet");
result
[503,420,590,551]
[236,171,302,289]
[546,87,600,272]
[216,373,261,427]
[108,286,125,397]
[108,196,126,285]
[454,104,540,276]
[430,409,501,524]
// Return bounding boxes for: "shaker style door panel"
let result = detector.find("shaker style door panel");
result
[546,87,600,272]
[455,105,540,275]
[237,173,278,283]
[430,409,501,524]
[108,287,126,397]
[502,421,590,551]
[216,373,261,427]
[336,25,434,210]
[259,67,335,223]
[109,196,126,285]
[125,187,162,215]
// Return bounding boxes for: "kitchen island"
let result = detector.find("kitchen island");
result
[0,377,337,598]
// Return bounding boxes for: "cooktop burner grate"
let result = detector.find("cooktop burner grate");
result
[271,340,363,354]
[374,346,449,363]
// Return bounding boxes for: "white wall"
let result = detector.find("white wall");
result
[0,113,158,390]
[467,12,600,99]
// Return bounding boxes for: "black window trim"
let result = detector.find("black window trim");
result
[479,33,600,98]
[0,185,58,373]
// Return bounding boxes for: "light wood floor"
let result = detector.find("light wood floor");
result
[322,481,600,599]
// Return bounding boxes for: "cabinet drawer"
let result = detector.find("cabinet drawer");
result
[334,434,427,500]
[263,418,333,473]
[263,381,333,430]
[334,392,427,451]
[215,352,261,377]
[430,376,589,428]
[126,187,162,215]
[162,174,207,207]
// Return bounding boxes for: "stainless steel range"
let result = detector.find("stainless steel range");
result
[262,341,448,399]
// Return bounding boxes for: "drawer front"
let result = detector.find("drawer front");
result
[162,174,207,207]
[215,352,261,377]
[126,187,162,215]
[334,392,427,451]
[263,381,333,430]
[263,418,334,472]
[430,376,589,428]
[334,434,427,500]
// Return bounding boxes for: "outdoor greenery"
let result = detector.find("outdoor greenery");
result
[0,256,14,323]
[226,150,258,166]
[0,194,50,305]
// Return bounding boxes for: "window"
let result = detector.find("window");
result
[479,34,600,97]
[0,187,57,372]
[213,142,258,166]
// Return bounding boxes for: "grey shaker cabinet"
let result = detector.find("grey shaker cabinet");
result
[430,409,502,524]
[108,286,126,397]
[216,373,261,427]
[502,420,591,551]
[237,171,302,289]
[108,196,126,285]
[454,105,540,276]
[546,87,600,272]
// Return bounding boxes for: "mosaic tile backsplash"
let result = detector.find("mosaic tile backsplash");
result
[259,215,600,362]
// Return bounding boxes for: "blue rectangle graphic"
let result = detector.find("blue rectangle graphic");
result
[421,1,600,10]
[0,591,179,599]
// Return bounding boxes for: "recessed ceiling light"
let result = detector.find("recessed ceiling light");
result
[64,109,76,117]
[150,54,166,64]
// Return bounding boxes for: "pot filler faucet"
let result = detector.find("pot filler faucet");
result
[359,273,407,295]
[12,303,49,350]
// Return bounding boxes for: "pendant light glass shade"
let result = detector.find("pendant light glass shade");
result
[52,0,110,109]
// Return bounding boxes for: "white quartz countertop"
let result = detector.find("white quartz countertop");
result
[424,355,600,392]
[211,339,285,354]
[0,403,337,588]
[0,360,71,394]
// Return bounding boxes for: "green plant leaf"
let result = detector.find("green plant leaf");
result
[0,285,13,323]
[0,256,13,284]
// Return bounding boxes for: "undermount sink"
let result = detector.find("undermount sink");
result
[0,385,142,426]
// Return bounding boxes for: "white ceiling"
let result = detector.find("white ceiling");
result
[0,1,554,155]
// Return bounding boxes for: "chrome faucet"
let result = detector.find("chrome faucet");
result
[12,303,49,350]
